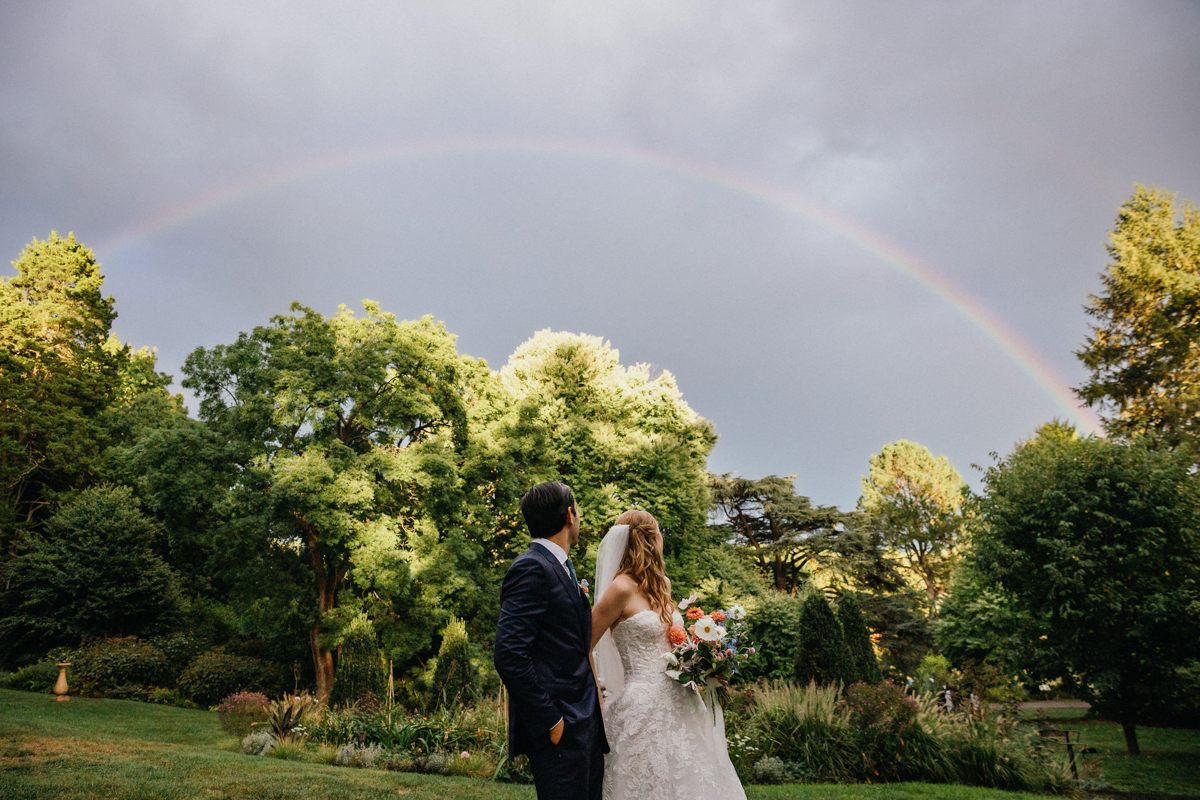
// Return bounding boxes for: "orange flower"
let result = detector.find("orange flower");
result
[710,610,726,623]
[668,625,687,645]
[685,607,704,620]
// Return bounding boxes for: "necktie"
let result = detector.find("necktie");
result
[565,558,580,595]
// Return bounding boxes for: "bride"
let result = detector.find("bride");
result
[590,509,746,800]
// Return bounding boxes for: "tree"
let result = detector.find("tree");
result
[431,616,480,709]
[0,485,181,666]
[330,613,386,707]
[709,474,869,595]
[837,592,881,685]
[973,431,1200,754]
[1077,187,1200,445]
[0,233,170,553]
[182,301,473,704]
[859,440,966,612]
[794,590,846,686]
[496,331,716,549]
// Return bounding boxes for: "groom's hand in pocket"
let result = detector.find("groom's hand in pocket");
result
[549,718,564,745]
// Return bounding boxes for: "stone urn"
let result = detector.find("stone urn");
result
[53,663,71,702]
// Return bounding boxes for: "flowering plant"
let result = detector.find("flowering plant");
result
[664,595,756,702]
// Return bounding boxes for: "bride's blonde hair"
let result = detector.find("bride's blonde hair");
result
[616,509,674,627]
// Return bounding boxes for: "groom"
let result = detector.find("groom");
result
[495,481,607,800]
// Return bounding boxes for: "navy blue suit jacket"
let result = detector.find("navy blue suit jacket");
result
[494,544,608,756]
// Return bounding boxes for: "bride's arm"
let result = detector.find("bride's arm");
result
[590,574,634,651]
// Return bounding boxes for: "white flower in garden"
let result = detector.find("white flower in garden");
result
[727,604,746,621]
[693,616,722,641]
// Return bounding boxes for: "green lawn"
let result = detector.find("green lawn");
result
[1021,706,1200,797]
[0,689,1194,800]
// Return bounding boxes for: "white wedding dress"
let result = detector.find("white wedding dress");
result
[601,608,747,800]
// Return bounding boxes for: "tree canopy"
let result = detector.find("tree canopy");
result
[1077,187,1200,445]
[859,440,966,612]
[971,430,1200,754]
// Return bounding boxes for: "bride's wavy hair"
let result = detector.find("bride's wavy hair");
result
[616,509,674,627]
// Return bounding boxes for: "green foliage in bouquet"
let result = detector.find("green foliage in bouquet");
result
[331,614,386,708]
[432,616,480,709]
[794,590,846,686]
[836,593,881,685]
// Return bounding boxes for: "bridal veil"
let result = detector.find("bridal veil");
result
[592,523,630,699]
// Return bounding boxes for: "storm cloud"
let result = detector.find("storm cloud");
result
[2,1,1198,507]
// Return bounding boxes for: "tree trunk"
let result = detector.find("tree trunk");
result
[301,516,347,707]
[311,620,335,706]
[1122,722,1141,755]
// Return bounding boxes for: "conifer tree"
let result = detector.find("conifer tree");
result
[794,590,846,686]
[837,592,881,685]
[331,614,386,707]
[432,616,479,709]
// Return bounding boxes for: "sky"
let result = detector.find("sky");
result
[2,1,1198,509]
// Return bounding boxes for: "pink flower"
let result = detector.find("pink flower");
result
[748,647,756,655]
[726,648,734,657]
[460,751,470,759]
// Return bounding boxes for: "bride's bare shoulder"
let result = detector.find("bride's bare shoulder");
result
[609,573,638,594]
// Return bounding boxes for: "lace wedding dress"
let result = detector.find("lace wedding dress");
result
[602,609,747,800]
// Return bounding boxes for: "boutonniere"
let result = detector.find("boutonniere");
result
[579,579,590,597]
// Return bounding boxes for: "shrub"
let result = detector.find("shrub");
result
[914,653,954,694]
[836,593,881,684]
[742,592,804,681]
[241,730,276,756]
[841,681,917,731]
[330,614,386,708]
[752,756,809,784]
[794,591,846,686]
[432,617,480,709]
[178,650,284,706]
[8,660,61,693]
[72,637,170,695]
[334,742,384,768]
[0,486,181,664]
[216,692,270,738]
[151,633,206,683]
[268,693,316,741]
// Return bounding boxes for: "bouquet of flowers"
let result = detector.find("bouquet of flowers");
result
[663,594,757,701]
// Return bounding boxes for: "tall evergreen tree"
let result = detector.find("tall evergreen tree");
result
[1077,187,1200,445]
[794,590,846,686]
[330,613,386,707]
[0,485,182,665]
[432,616,479,709]
[837,592,881,685]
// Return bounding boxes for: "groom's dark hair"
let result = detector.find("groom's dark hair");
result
[520,481,577,539]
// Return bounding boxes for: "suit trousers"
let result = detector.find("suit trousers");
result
[526,733,604,800]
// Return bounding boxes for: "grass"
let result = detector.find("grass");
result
[1021,706,1200,797]
[0,689,1194,799]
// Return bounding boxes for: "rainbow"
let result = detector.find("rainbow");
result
[97,135,1103,435]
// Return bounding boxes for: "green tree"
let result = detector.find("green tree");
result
[432,616,480,709]
[709,474,881,595]
[860,440,967,612]
[496,331,716,549]
[973,432,1200,754]
[330,613,386,707]
[837,592,881,685]
[0,233,170,554]
[1077,187,1200,445]
[794,590,846,686]
[182,301,473,704]
[0,485,181,665]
